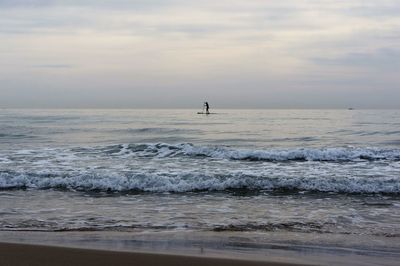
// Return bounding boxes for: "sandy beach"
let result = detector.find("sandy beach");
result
[0,242,312,266]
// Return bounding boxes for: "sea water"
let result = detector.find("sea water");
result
[0,109,399,239]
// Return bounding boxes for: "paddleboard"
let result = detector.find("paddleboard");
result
[197,112,216,114]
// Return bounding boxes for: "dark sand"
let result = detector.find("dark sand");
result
[0,242,313,266]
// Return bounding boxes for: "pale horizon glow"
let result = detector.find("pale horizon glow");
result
[0,0,399,108]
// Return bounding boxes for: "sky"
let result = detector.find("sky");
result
[0,0,399,108]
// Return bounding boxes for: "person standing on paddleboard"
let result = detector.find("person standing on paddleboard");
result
[204,102,210,114]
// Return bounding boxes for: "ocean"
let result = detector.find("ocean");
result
[1,109,400,263]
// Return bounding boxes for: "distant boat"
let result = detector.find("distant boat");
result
[348,108,354,110]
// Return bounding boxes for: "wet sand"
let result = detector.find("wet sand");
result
[0,242,311,266]
[1,230,399,266]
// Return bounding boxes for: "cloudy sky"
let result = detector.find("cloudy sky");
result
[0,0,399,108]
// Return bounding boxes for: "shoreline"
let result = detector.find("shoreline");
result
[0,242,310,266]
[0,230,399,266]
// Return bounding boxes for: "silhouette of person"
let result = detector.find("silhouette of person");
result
[204,102,210,114]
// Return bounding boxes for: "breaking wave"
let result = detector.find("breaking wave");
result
[179,144,400,161]
[1,143,399,193]
[98,143,400,162]
[1,170,399,194]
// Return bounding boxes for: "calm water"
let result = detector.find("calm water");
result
[0,109,399,238]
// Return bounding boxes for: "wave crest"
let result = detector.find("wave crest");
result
[1,170,399,194]
[114,143,400,162]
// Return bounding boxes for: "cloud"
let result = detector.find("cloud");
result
[312,48,400,69]
[0,0,399,108]
[33,64,74,68]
